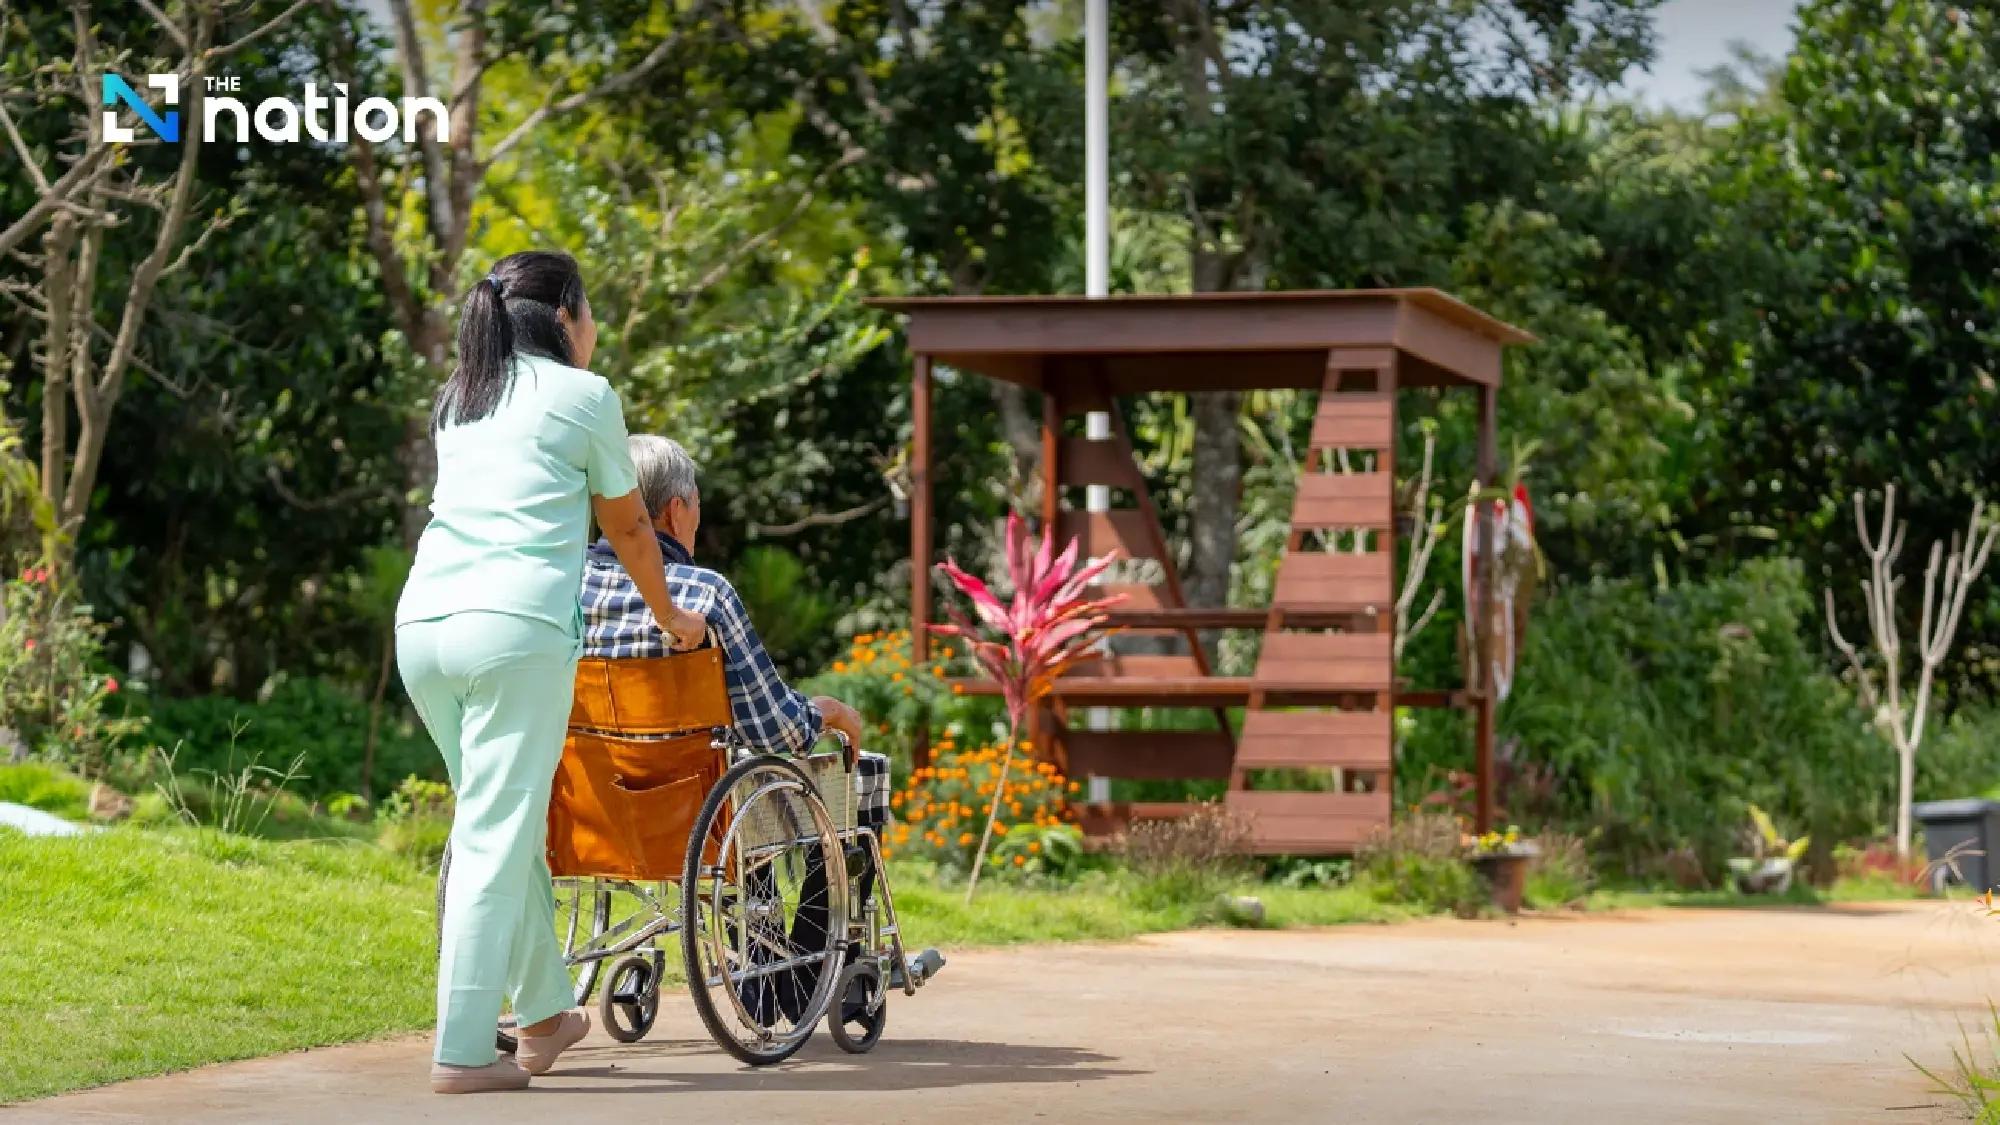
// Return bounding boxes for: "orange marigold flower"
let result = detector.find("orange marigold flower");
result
[1028,841,1041,854]
[993,822,1008,836]
[958,832,974,846]
[1013,855,1027,866]
[952,684,965,695]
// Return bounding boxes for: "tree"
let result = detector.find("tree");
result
[1720,0,2000,679]
[1825,487,1998,859]
[0,0,314,545]
[330,0,709,544]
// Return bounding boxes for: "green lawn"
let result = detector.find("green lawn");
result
[0,828,437,1104]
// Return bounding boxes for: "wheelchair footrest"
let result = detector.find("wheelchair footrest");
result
[903,948,946,989]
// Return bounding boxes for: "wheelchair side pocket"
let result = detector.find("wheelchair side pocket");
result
[611,773,708,880]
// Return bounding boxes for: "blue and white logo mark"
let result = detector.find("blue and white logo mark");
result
[102,73,180,142]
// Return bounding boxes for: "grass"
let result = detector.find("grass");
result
[0,827,436,1104]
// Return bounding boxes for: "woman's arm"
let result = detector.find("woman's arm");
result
[592,489,705,650]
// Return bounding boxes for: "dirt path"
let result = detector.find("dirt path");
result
[21,902,2000,1123]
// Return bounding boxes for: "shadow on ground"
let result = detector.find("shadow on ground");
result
[542,1038,1139,1095]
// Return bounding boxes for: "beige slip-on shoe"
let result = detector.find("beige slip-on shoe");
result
[515,1009,592,1076]
[430,1056,531,1094]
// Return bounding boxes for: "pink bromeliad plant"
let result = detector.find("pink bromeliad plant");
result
[931,511,1124,901]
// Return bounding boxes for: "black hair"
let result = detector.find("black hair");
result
[433,249,588,430]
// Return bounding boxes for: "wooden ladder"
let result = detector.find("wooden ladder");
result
[1226,350,1398,853]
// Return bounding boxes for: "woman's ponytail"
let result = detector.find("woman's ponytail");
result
[434,250,587,430]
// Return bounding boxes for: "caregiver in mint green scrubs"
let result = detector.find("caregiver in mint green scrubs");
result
[396,250,706,1094]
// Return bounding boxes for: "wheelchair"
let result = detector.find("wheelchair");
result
[437,647,943,1067]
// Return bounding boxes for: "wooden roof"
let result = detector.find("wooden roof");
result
[867,288,1533,392]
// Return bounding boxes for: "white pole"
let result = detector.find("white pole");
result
[1084,0,1112,804]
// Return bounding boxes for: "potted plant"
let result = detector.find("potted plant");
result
[1727,804,1809,894]
[1465,825,1538,914]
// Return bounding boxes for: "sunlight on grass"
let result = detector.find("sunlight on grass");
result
[0,827,436,1104]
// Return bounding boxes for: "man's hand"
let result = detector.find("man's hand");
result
[665,605,707,651]
[811,696,864,769]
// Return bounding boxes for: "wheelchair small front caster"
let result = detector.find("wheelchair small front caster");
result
[828,962,886,1053]
[601,953,661,1043]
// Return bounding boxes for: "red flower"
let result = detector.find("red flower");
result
[104,677,120,694]
[23,638,35,652]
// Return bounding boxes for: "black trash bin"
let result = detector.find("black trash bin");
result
[1913,798,2000,894]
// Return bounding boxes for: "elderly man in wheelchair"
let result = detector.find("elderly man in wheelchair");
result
[532,433,941,1065]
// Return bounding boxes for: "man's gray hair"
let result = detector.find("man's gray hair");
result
[630,434,699,518]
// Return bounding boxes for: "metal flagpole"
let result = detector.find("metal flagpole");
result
[1083,0,1112,804]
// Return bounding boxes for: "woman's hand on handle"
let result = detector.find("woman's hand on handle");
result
[593,489,703,651]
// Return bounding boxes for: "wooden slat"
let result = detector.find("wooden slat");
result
[1063,731,1236,781]
[1235,710,1391,770]
[1310,394,1394,450]
[1059,436,1142,489]
[1092,583,1166,610]
[1291,472,1393,530]
[1070,652,1205,679]
[1225,789,1391,854]
[1252,631,1392,692]
[1074,801,1196,838]
[1059,509,1163,560]
[1272,551,1393,612]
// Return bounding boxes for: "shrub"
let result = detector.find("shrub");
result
[800,630,1004,770]
[0,761,94,821]
[1403,559,1891,881]
[0,566,139,773]
[1117,803,1255,911]
[880,737,1078,879]
[139,677,438,802]
[1354,812,1481,915]
[374,775,454,867]
[1524,831,1593,908]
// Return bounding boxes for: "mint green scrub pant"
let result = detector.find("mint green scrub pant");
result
[397,611,580,1067]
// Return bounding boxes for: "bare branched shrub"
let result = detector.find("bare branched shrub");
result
[1120,803,1254,878]
[1117,804,1254,910]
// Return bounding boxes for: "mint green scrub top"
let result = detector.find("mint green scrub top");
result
[396,353,640,631]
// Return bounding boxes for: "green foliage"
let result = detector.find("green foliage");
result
[374,775,455,868]
[0,761,93,822]
[0,568,140,773]
[799,629,1004,769]
[1524,832,1594,909]
[730,546,837,676]
[139,678,439,803]
[1481,559,1888,881]
[1921,703,2000,800]
[1353,812,1482,916]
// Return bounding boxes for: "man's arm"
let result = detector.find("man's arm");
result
[702,574,825,755]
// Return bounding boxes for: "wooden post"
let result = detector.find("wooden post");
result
[1473,383,1498,834]
[911,353,934,770]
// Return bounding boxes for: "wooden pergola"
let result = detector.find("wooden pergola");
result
[871,290,1532,853]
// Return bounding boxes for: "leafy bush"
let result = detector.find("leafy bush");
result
[0,761,94,821]
[1921,703,2000,803]
[800,629,1004,770]
[881,737,1078,879]
[1405,559,1890,882]
[731,546,839,676]
[0,566,139,773]
[374,775,454,867]
[1354,812,1481,916]
[139,678,439,802]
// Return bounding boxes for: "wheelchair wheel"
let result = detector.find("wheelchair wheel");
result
[827,961,887,1054]
[600,953,661,1042]
[437,842,611,1054]
[681,755,849,1067]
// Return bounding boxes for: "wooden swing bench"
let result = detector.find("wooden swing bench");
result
[876,289,1531,853]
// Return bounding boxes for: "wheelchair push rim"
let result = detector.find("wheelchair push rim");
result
[681,755,850,1067]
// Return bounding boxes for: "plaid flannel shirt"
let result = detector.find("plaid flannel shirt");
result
[581,533,824,755]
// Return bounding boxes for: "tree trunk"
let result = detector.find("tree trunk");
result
[1184,247,1243,661]
[1896,743,1915,860]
